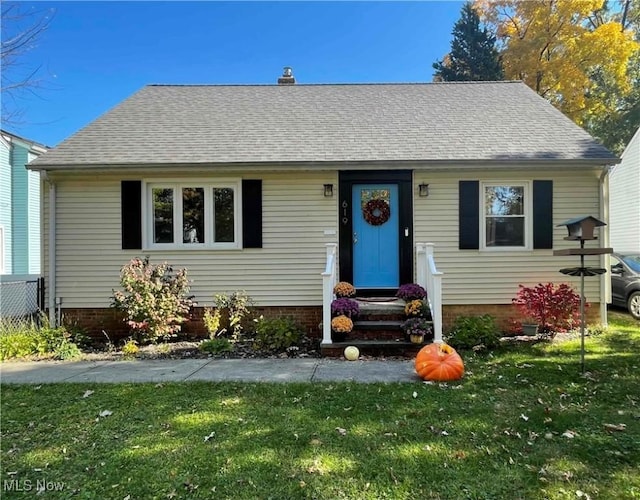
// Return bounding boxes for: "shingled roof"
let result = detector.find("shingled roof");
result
[30,81,618,169]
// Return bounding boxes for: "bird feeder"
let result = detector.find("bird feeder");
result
[553,215,612,373]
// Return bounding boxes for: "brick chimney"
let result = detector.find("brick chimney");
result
[277,66,296,85]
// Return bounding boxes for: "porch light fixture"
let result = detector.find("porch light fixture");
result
[419,183,430,197]
[323,184,334,197]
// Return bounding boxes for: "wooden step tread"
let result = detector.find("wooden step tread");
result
[321,339,426,358]
[353,320,403,330]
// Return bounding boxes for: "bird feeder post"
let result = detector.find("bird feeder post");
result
[554,216,612,374]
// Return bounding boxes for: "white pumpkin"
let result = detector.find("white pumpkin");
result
[344,346,360,361]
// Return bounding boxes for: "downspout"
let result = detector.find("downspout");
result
[599,165,612,326]
[46,173,57,327]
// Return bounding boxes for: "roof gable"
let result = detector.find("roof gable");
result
[30,81,618,169]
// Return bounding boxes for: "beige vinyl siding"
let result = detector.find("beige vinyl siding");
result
[44,172,338,308]
[609,128,640,252]
[44,166,605,310]
[413,169,604,304]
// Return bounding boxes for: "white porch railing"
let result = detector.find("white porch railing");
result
[416,243,443,343]
[321,243,338,344]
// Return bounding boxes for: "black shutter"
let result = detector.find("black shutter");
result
[242,179,262,248]
[459,180,479,249]
[533,180,553,249]
[121,181,142,250]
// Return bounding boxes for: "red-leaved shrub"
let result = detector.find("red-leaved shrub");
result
[512,283,583,337]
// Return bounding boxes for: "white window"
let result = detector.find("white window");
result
[144,181,241,249]
[481,182,531,250]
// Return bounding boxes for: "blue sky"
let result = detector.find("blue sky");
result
[4,1,464,147]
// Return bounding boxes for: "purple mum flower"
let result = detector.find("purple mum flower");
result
[331,298,360,318]
[396,283,427,301]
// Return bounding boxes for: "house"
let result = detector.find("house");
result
[27,72,620,340]
[0,130,47,321]
[1,130,47,276]
[609,127,640,252]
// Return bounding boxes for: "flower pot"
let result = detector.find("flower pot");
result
[522,323,539,336]
[409,334,425,344]
[332,331,348,342]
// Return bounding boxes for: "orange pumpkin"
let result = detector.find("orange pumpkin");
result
[414,343,464,381]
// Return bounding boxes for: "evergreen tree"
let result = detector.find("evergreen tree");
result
[433,2,503,81]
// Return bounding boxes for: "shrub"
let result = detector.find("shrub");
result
[446,314,500,350]
[203,308,222,337]
[0,331,37,360]
[253,316,302,352]
[0,316,81,360]
[331,298,360,318]
[199,338,234,354]
[396,283,427,301]
[61,315,92,348]
[121,338,140,358]
[512,283,582,337]
[111,257,195,343]
[203,291,254,341]
[54,340,81,360]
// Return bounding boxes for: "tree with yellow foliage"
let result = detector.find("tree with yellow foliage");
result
[475,0,638,154]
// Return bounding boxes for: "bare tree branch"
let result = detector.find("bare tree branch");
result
[1,2,55,126]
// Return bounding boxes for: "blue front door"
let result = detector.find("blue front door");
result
[352,184,400,288]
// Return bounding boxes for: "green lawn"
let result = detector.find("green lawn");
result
[1,314,639,499]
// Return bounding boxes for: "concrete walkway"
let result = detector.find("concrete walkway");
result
[0,358,420,384]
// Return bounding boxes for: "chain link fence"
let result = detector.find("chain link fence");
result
[0,275,44,328]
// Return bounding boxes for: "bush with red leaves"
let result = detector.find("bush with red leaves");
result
[512,283,584,338]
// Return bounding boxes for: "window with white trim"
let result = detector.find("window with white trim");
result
[145,181,241,249]
[482,183,530,249]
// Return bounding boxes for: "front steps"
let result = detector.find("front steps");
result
[320,297,433,358]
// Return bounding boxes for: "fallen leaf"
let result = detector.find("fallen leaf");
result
[603,423,626,432]
[520,414,529,421]
[204,431,215,442]
[83,390,95,398]
[562,430,577,439]
[335,427,347,436]
[412,391,418,399]
[98,410,113,418]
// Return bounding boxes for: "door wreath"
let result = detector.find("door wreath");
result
[363,198,391,226]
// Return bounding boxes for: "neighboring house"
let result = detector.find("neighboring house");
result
[27,74,620,338]
[609,127,640,252]
[0,130,47,275]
